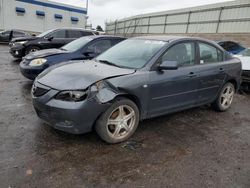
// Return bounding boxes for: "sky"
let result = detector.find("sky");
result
[51,0,230,29]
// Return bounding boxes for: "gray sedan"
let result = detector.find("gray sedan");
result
[32,36,242,143]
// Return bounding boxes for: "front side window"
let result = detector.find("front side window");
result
[50,30,66,38]
[86,40,112,54]
[37,29,55,38]
[161,42,195,67]
[96,39,167,69]
[199,43,223,64]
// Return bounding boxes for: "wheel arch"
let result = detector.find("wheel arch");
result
[226,79,238,91]
[115,94,144,120]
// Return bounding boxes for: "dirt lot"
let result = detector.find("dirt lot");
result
[0,44,250,188]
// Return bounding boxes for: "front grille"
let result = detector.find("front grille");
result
[242,70,250,77]
[32,84,49,97]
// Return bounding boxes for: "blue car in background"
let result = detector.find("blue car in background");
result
[19,35,126,80]
[217,41,245,54]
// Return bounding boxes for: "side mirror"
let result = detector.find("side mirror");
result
[158,61,179,70]
[45,36,54,41]
[83,51,95,57]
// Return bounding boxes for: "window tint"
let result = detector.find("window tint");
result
[14,31,25,35]
[161,42,195,66]
[2,30,10,35]
[199,43,223,64]
[67,30,82,38]
[86,40,112,54]
[227,42,239,51]
[81,31,94,36]
[112,38,124,45]
[50,30,66,38]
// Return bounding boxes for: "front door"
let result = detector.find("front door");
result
[148,42,200,117]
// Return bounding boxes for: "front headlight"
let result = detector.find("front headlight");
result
[29,58,47,66]
[15,41,28,45]
[55,90,87,102]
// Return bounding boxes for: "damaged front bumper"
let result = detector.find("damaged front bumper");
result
[32,81,118,134]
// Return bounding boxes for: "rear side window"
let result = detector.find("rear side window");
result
[50,30,66,38]
[14,31,26,35]
[81,31,94,36]
[161,42,196,67]
[112,38,125,45]
[199,43,223,64]
[2,30,10,35]
[67,30,82,38]
[86,40,112,54]
[227,42,239,51]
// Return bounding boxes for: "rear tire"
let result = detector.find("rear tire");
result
[25,46,40,55]
[95,97,140,144]
[212,82,235,112]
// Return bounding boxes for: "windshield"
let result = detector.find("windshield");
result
[37,29,55,38]
[96,39,166,69]
[238,48,250,56]
[61,37,93,52]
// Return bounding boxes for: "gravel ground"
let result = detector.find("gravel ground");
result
[0,45,250,188]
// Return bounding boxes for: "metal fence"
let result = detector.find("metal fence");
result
[105,0,250,36]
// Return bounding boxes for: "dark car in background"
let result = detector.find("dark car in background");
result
[20,35,126,80]
[218,41,245,54]
[9,28,98,58]
[32,36,241,143]
[0,29,30,43]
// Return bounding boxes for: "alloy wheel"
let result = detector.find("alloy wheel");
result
[220,84,235,109]
[106,105,136,140]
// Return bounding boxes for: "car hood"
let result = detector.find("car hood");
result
[37,60,136,90]
[11,36,37,42]
[25,48,69,59]
[234,55,250,71]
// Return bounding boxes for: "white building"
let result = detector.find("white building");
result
[0,0,87,33]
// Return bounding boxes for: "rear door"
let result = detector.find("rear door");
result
[195,42,226,104]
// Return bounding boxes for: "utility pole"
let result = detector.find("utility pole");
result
[86,0,89,14]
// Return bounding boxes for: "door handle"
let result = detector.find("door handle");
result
[187,72,197,78]
[219,68,224,73]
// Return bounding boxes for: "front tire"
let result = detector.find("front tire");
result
[95,98,140,144]
[212,82,235,112]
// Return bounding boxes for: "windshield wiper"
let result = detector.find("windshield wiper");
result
[60,48,68,51]
[98,60,124,68]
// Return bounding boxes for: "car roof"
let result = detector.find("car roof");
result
[132,35,203,42]
[86,35,126,40]
[133,35,221,44]
[53,28,97,32]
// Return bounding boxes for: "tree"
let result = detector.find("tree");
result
[96,25,104,32]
